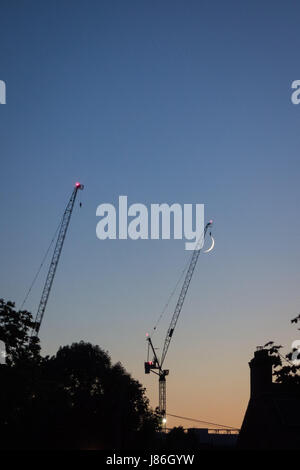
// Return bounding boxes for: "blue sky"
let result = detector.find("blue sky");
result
[1,0,300,427]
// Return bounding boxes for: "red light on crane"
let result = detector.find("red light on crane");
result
[75,182,81,188]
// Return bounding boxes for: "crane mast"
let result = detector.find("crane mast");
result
[145,220,213,429]
[32,182,84,335]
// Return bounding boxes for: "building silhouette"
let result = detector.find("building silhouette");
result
[188,428,238,448]
[238,348,300,449]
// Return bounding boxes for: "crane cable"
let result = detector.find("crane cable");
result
[151,259,190,337]
[20,221,62,310]
[150,228,213,337]
[278,351,294,367]
[166,413,239,430]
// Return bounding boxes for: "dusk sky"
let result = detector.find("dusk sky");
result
[1,0,300,429]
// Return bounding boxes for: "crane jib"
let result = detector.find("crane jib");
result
[160,220,212,367]
[32,183,84,336]
[145,220,213,428]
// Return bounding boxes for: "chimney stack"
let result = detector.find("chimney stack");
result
[249,348,273,397]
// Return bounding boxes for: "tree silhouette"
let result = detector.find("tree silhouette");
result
[0,298,40,366]
[262,315,300,385]
[34,342,160,449]
[164,426,198,450]
[0,299,159,449]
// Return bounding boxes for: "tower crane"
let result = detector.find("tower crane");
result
[32,182,84,336]
[144,220,213,429]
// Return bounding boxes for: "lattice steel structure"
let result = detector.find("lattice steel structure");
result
[32,183,84,335]
[145,221,213,430]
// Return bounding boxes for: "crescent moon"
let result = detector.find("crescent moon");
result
[203,235,215,253]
